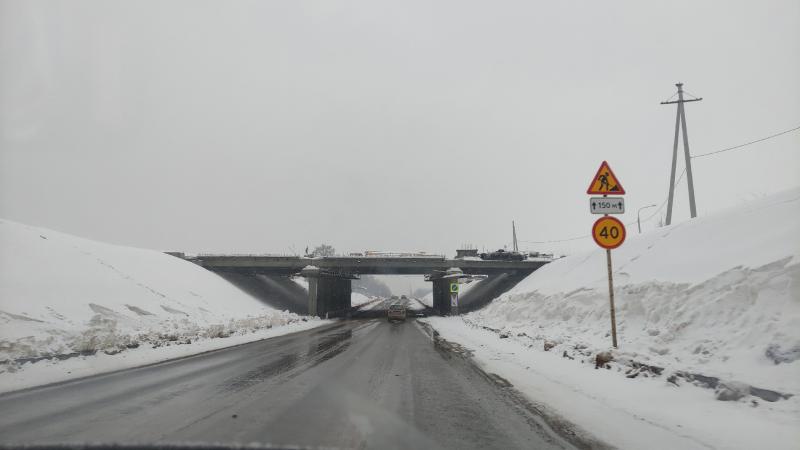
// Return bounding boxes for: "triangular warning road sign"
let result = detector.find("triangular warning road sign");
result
[586,161,626,195]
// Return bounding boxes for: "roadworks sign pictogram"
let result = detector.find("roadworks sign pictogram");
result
[587,161,626,195]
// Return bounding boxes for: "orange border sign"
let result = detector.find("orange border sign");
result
[592,216,626,249]
[587,161,626,195]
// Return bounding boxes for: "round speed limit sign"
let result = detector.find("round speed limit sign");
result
[592,216,626,249]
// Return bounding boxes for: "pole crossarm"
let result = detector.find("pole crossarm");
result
[660,98,703,104]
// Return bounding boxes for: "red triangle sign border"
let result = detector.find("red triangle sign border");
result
[586,160,626,195]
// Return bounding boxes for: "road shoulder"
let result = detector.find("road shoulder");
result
[421,317,800,450]
[0,318,332,395]
[415,319,611,450]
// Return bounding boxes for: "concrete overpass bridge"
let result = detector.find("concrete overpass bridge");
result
[183,254,551,317]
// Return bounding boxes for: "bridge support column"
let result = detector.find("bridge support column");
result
[431,278,452,316]
[427,267,469,316]
[302,267,353,317]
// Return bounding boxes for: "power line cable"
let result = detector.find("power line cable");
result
[682,89,701,100]
[519,235,590,244]
[692,125,800,159]
[636,168,686,225]
[521,167,685,245]
[517,124,796,245]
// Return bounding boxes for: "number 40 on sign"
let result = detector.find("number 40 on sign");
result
[592,216,626,249]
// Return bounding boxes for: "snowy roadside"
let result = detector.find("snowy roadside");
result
[418,188,800,450]
[0,317,330,394]
[0,219,332,394]
[423,316,799,450]
[351,292,375,307]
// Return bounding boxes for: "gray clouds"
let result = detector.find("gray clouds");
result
[1,0,798,256]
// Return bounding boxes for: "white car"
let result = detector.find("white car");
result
[387,304,407,322]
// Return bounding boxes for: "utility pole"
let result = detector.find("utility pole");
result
[660,83,702,225]
[512,221,519,253]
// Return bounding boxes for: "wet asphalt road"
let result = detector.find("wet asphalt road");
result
[0,318,573,450]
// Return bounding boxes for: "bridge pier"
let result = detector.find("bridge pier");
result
[302,267,354,317]
[430,278,453,316]
[427,268,490,316]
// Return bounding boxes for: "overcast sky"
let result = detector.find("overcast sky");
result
[2,0,798,259]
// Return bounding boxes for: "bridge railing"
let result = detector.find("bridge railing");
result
[195,253,300,258]
[194,253,450,260]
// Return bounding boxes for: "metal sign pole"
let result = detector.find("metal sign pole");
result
[606,248,618,348]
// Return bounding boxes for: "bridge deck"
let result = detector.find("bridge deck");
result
[189,255,551,276]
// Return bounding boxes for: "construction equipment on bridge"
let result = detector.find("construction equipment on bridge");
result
[479,221,527,261]
[479,249,526,261]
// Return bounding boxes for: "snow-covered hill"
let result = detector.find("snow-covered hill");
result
[468,187,800,392]
[426,187,800,449]
[0,220,323,392]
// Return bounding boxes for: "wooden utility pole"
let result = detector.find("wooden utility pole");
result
[606,249,618,348]
[661,83,702,225]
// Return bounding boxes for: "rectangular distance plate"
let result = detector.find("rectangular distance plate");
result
[590,197,625,214]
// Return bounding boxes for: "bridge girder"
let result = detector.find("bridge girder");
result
[184,255,550,317]
[190,255,548,277]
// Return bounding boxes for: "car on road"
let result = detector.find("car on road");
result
[387,303,407,322]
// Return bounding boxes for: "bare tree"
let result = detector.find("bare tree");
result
[312,244,335,257]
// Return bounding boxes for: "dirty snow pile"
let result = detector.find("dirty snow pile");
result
[426,187,800,449]
[350,292,374,307]
[0,220,323,392]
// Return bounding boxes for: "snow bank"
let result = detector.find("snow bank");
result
[0,220,325,392]
[351,292,373,307]
[419,292,433,307]
[291,276,309,291]
[469,187,800,393]
[424,187,800,449]
[426,317,799,450]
